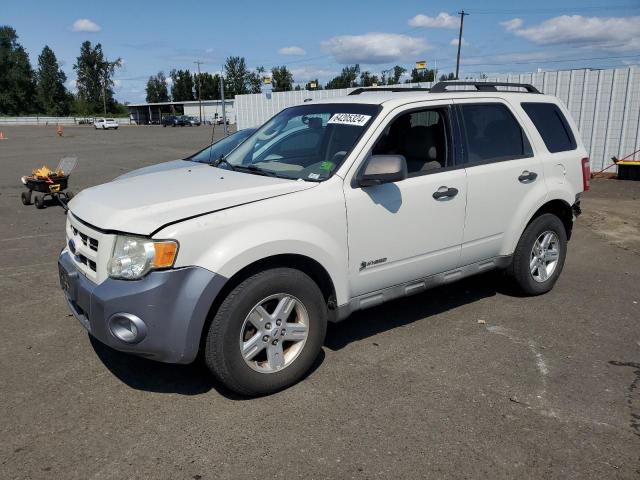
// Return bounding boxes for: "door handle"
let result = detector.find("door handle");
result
[518,171,538,183]
[432,186,459,200]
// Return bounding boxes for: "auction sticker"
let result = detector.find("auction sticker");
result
[328,113,371,126]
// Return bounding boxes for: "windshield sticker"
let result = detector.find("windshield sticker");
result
[328,113,371,127]
[308,173,320,180]
[320,161,334,170]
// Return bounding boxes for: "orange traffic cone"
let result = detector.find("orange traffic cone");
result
[56,124,63,137]
[0,131,6,140]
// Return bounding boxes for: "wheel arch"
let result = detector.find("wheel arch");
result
[197,253,337,355]
[526,198,574,240]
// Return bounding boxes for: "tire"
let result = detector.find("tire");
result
[204,268,327,396]
[34,194,45,209]
[65,191,74,201]
[508,213,567,296]
[21,191,32,205]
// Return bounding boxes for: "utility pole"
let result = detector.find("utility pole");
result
[102,71,107,115]
[219,72,228,136]
[194,61,203,124]
[455,10,469,80]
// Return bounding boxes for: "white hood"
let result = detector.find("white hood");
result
[69,163,316,235]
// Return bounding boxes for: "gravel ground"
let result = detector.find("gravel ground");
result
[0,125,639,479]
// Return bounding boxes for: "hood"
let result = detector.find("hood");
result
[115,159,194,180]
[69,163,316,235]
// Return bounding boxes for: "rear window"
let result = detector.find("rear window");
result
[458,103,532,164]
[521,102,576,153]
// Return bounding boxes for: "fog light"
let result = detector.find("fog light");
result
[108,313,147,344]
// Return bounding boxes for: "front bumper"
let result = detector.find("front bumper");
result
[58,250,226,364]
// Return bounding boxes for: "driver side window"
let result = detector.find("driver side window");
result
[373,107,451,177]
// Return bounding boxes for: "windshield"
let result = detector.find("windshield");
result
[188,129,257,163]
[224,103,380,181]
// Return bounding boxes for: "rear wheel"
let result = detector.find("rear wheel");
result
[204,268,327,396]
[21,191,32,205]
[508,213,567,295]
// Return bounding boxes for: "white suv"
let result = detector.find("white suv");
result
[59,82,590,396]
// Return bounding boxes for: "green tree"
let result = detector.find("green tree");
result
[194,72,221,100]
[170,69,194,101]
[439,72,456,81]
[73,41,122,114]
[0,26,37,114]
[36,46,72,115]
[387,65,406,85]
[359,71,380,87]
[325,64,360,89]
[224,56,250,96]
[145,71,170,103]
[271,65,293,92]
[410,68,435,83]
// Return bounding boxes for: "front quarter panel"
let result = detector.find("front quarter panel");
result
[155,177,350,305]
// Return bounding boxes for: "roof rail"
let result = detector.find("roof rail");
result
[430,81,540,94]
[349,87,430,95]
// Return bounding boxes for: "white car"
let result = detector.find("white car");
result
[93,118,119,130]
[59,82,589,396]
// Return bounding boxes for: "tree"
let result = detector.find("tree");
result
[271,65,293,92]
[0,26,37,114]
[194,72,220,100]
[359,71,380,87]
[145,71,170,103]
[439,72,456,81]
[387,65,406,85]
[73,41,122,114]
[224,56,250,96]
[170,69,194,101]
[325,64,360,89]
[410,68,435,83]
[36,46,71,115]
[246,65,264,94]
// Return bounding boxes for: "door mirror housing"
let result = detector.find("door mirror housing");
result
[357,155,408,187]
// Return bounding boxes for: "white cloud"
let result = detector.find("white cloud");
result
[408,12,457,29]
[450,37,468,47]
[321,33,430,64]
[72,18,101,33]
[290,66,336,81]
[500,18,523,32]
[278,46,306,56]
[503,15,640,51]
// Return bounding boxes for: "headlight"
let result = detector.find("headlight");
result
[107,235,178,280]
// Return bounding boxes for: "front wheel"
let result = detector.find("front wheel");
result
[508,213,567,295]
[204,268,327,396]
[34,194,46,209]
[21,191,32,205]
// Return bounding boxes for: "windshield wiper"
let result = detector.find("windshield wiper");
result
[233,165,279,177]
[210,155,235,171]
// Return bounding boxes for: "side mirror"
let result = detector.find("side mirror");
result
[357,155,408,187]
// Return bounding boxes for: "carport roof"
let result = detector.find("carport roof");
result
[128,99,232,107]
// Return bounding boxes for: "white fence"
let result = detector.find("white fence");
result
[235,67,640,170]
[0,116,132,126]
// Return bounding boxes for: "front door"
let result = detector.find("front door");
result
[344,104,467,297]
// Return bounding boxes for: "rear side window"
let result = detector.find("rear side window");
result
[521,102,576,153]
[458,104,532,164]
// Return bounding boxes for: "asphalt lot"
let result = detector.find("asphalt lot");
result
[1,125,639,479]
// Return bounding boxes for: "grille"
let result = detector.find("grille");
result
[72,226,99,251]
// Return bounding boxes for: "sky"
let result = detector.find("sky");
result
[4,0,640,103]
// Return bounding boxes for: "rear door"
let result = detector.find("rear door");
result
[453,99,547,265]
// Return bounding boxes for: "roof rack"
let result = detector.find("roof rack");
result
[430,81,540,94]
[349,87,431,95]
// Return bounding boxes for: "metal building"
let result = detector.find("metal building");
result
[234,67,640,170]
[127,99,235,125]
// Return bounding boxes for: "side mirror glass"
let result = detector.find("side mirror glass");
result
[358,155,408,187]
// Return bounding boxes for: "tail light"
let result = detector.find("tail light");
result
[581,157,590,191]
